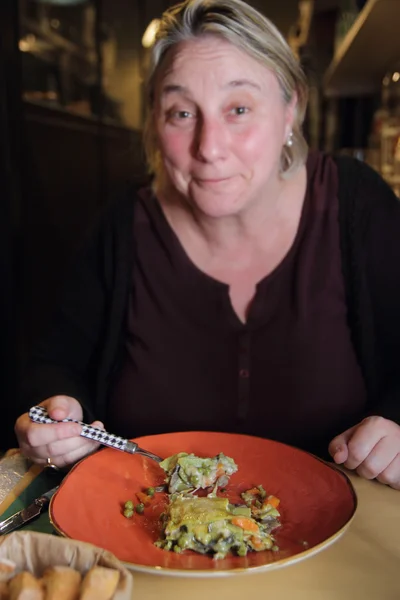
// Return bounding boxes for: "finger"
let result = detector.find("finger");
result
[92,421,104,430]
[330,444,349,465]
[44,396,82,421]
[344,417,393,470]
[328,426,357,464]
[20,435,98,466]
[50,441,100,468]
[45,420,105,461]
[26,440,101,469]
[54,421,105,467]
[21,420,105,467]
[24,421,82,449]
[356,436,399,480]
[15,413,79,456]
[376,454,400,490]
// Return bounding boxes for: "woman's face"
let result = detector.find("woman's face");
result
[154,36,296,219]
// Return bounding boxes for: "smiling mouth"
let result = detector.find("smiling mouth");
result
[195,177,233,185]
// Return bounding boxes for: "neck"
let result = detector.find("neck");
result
[157,168,306,263]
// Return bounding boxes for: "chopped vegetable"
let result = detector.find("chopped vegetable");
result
[265,495,280,509]
[159,452,238,494]
[241,485,266,507]
[231,517,259,534]
[155,489,280,559]
[136,492,152,506]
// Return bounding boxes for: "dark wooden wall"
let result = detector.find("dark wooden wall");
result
[0,0,24,449]
[20,102,146,353]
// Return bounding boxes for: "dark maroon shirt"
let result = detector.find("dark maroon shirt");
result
[108,152,367,457]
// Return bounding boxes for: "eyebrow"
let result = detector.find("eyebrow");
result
[226,79,262,92]
[161,79,262,96]
[161,84,187,96]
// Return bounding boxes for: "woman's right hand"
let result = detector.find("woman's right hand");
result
[14,395,104,469]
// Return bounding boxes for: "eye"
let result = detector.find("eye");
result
[167,109,194,121]
[176,110,192,119]
[230,106,249,116]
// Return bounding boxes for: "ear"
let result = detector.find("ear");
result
[284,91,298,140]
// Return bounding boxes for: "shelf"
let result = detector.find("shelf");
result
[23,98,137,135]
[324,0,400,97]
[21,17,96,65]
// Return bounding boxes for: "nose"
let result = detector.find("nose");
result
[194,116,228,163]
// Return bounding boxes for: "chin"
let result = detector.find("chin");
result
[189,191,248,219]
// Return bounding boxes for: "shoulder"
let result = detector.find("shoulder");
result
[330,155,400,261]
[332,154,398,215]
[69,183,146,272]
[103,182,143,224]
[306,149,336,183]
[87,182,149,244]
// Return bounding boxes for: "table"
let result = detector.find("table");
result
[0,459,399,599]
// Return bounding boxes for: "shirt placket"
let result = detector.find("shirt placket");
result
[237,330,251,421]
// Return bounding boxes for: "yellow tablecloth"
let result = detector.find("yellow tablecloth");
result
[131,473,399,600]
[0,456,397,599]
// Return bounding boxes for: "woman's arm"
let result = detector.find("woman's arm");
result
[337,155,400,422]
[362,164,400,422]
[331,158,400,489]
[17,192,133,422]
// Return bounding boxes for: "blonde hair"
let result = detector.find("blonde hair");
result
[144,0,308,179]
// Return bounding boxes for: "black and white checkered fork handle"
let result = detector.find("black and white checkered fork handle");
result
[28,405,162,463]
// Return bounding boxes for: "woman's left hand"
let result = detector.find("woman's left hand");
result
[329,416,400,490]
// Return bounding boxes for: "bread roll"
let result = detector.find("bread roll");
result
[42,566,81,600]
[8,571,43,600]
[0,581,9,600]
[0,559,16,582]
[79,566,120,600]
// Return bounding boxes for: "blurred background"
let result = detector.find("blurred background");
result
[1,0,399,447]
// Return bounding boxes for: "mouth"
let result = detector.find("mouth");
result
[195,176,234,185]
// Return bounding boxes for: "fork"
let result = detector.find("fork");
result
[29,405,163,463]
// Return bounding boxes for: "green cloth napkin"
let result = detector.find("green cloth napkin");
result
[0,470,65,535]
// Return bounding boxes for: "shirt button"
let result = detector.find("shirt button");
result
[239,369,249,378]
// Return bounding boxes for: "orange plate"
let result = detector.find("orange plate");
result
[50,432,357,577]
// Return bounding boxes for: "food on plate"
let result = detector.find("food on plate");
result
[80,566,120,600]
[42,565,81,600]
[123,451,281,560]
[159,452,238,493]
[124,487,157,516]
[2,565,121,600]
[155,487,280,559]
[241,485,281,522]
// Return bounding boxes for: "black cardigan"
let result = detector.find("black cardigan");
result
[19,155,400,429]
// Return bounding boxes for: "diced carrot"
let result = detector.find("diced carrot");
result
[136,492,152,505]
[251,536,264,550]
[264,495,280,509]
[246,487,260,496]
[216,463,225,478]
[231,517,259,533]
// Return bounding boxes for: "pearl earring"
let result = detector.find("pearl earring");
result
[286,131,294,147]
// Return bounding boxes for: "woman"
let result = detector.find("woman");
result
[15,0,400,488]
